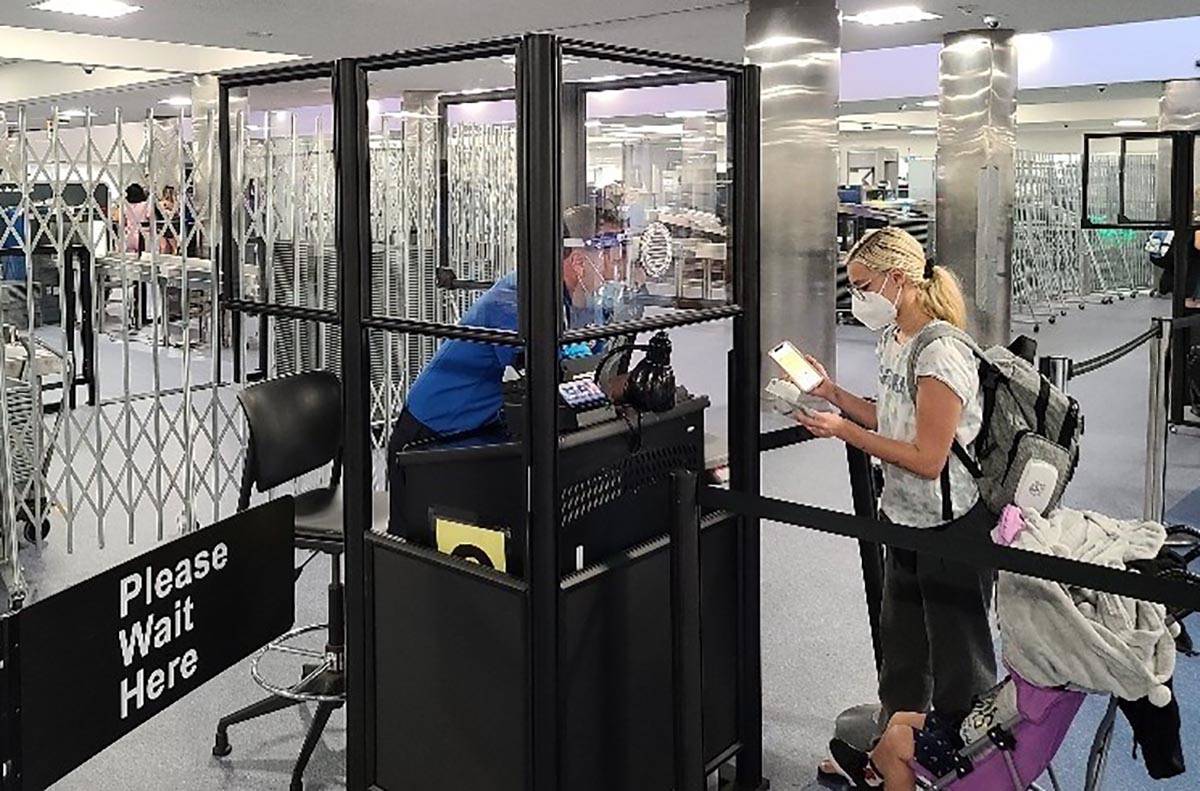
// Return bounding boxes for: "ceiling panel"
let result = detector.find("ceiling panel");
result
[0,0,1198,67]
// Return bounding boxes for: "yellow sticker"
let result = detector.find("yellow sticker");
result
[435,517,507,573]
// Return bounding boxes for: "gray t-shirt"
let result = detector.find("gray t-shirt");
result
[876,322,982,527]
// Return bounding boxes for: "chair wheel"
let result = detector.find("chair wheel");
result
[1033,324,1040,333]
[212,731,232,757]
[1048,316,1056,324]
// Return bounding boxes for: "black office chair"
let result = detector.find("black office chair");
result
[211,370,388,791]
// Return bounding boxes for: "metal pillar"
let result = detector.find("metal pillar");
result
[1145,318,1171,522]
[936,29,1016,347]
[1159,83,1200,425]
[1159,80,1200,132]
[1156,81,1200,228]
[1040,356,1071,393]
[746,0,839,380]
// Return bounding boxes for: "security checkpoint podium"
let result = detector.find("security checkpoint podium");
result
[370,396,743,789]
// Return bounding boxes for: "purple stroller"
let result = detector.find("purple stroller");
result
[911,524,1200,790]
[911,671,1083,791]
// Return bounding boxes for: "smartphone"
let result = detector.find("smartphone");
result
[768,340,824,394]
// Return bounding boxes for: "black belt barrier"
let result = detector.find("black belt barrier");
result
[1071,326,1161,379]
[701,486,1200,613]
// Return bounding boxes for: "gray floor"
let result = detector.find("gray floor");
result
[24,293,1200,789]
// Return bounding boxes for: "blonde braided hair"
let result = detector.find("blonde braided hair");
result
[846,227,967,329]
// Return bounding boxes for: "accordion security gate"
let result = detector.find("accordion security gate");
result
[0,108,249,595]
[0,97,519,594]
[230,104,516,455]
[1012,150,1158,330]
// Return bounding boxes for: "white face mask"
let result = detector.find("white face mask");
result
[851,282,900,331]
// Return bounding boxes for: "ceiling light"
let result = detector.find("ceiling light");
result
[843,6,941,26]
[919,99,939,108]
[246,30,274,38]
[31,0,141,18]
[839,121,866,132]
[160,96,192,108]
[584,120,602,128]
[910,129,937,135]
[57,108,93,119]
[1114,119,1148,128]
[665,110,708,119]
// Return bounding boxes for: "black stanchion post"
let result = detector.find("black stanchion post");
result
[1169,131,1195,425]
[670,469,705,791]
[1039,356,1071,393]
[845,446,883,673]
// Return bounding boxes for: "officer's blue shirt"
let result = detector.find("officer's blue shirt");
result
[405,272,520,435]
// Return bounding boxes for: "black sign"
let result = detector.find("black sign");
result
[4,498,294,790]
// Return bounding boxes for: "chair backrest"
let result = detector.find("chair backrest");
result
[238,370,342,495]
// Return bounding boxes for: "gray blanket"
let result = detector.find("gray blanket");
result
[997,508,1176,706]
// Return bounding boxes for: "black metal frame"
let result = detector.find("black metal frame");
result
[216,34,759,791]
[1081,131,1199,424]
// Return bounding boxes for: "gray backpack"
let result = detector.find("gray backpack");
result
[906,323,1082,518]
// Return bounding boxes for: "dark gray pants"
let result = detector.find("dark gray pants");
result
[878,503,997,724]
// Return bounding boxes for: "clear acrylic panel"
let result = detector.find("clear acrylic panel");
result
[1119,137,1169,225]
[562,56,734,337]
[226,77,337,382]
[364,55,517,337]
[1086,135,1171,226]
[362,52,519,439]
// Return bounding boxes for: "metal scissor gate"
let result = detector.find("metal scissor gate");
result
[0,98,520,597]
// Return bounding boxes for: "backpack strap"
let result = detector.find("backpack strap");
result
[904,322,984,401]
[906,323,986,520]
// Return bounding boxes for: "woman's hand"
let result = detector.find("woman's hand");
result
[794,408,846,440]
[805,354,837,402]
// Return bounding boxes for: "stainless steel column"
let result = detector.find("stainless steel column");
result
[1160,80,1200,131]
[1144,318,1171,522]
[1156,80,1200,218]
[747,0,840,379]
[936,29,1016,346]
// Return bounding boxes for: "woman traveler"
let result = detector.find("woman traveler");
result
[797,228,997,765]
[111,182,152,254]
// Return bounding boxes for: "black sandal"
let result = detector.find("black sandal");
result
[822,738,883,788]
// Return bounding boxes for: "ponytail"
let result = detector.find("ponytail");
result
[919,265,967,329]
